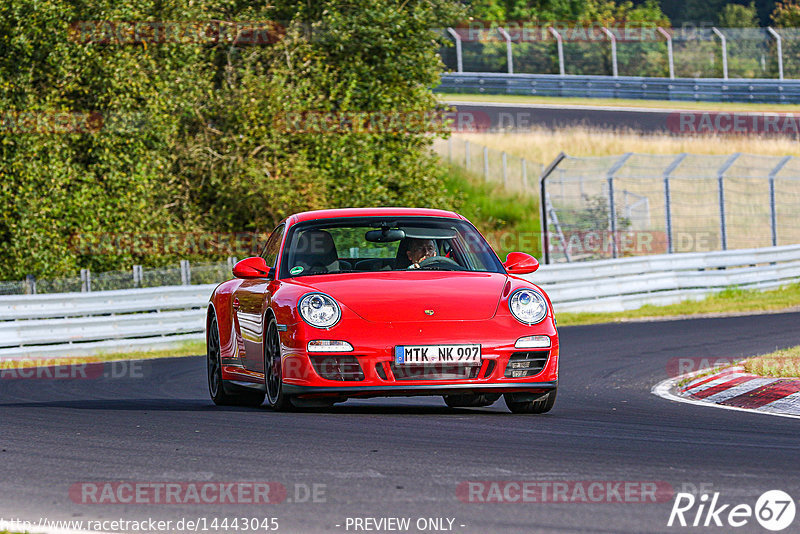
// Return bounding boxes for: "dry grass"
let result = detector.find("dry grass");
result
[457,128,800,164]
[743,345,800,378]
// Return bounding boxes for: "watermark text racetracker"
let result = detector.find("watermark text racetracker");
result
[457,480,674,503]
[70,481,326,505]
[0,359,146,380]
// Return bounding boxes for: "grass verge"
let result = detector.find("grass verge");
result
[0,340,205,369]
[743,345,800,378]
[437,92,800,112]
[443,162,541,260]
[556,283,800,326]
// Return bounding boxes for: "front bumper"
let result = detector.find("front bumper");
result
[284,381,557,400]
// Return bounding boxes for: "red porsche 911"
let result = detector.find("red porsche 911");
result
[206,208,558,413]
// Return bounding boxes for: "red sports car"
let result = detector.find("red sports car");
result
[206,208,558,413]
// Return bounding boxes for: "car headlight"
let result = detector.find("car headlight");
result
[509,289,548,325]
[298,293,341,328]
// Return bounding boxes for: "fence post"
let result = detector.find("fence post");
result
[601,27,618,78]
[133,265,142,287]
[180,260,191,285]
[501,151,508,186]
[521,158,528,190]
[483,146,489,182]
[606,153,633,259]
[464,140,470,171]
[539,152,567,265]
[663,153,687,254]
[716,153,740,251]
[767,27,784,81]
[25,275,36,295]
[446,28,463,73]
[657,27,674,79]
[548,27,565,76]
[498,27,513,74]
[80,268,91,292]
[768,155,792,247]
[712,27,728,80]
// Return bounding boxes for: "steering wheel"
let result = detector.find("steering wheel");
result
[415,256,464,271]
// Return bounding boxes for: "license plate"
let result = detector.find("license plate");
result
[394,344,481,365]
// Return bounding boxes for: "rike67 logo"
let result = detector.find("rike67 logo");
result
[668,490,796,531]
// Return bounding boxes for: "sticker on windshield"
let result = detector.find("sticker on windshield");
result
[290,266,304,275]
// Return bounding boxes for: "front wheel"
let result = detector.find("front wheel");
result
[264,317,293,411]
[504,389,557,414]
[207,313,264,407]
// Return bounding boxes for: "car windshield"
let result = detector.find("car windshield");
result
[280,216,504,277]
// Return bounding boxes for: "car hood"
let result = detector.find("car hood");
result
[292,271,508,322]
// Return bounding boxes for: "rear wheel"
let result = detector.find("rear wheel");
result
[207,314,264,407]
[264,317,293,411]
[504,389,557,414]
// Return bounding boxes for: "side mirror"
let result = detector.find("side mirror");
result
[232,257,272,279]
[504,252,539,275]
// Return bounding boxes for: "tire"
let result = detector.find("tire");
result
[443,393,500,408]
[207,313,265,407]
[264,316,293,411]
[504,389,557,414]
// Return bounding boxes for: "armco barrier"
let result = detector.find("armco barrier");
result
[437,73,800,104]
[1,245,799,360]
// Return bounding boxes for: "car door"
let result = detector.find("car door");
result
[234,224,284,372]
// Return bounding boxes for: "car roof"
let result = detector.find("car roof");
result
[287,207,463,225]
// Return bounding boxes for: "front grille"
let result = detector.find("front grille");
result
[310,355,364,381]
[504,351,549,378]
[389,363,480,381]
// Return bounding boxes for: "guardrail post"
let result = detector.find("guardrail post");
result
[716,153,740,251]
[768,155,792,247]
[180,260,191,285]
[657,27,674,79]
[133,265,142,288]
[767,27,784,81]
[25,275,36,295]
[601,27,618,77]
[501,151,508,186]
[712,27,728,80]
[539,152,567,264]
[446,28,463,73]
[606,153,633,259]
[663,153,687,254]
[548,27,565,76]
[498,27,513,74]
[483,146,489,182]
[464,140,470,170]
[80,269,91,292]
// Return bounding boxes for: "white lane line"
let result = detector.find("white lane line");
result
[702,378,778,403]
[651,376,800,420]
[760,391,800,414]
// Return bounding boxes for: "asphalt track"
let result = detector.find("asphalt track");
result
[2,312,800,534]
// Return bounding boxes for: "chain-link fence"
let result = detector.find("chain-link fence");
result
[432,137,543,194]
[438,26,800,80]
[0,259,239,296]
[542,153,800,263]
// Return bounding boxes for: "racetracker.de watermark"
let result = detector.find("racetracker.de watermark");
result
[70,232,269,257]
[457,481,674,503]
[448,20,661,42]
[0,111,102,134]
[0,359,146,380]
[273,110,491,134]
[70,482,287,505]
[68,20,284,45]
[668,112,800,136]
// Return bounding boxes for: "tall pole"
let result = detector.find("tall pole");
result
[548,27,565,76]
[601,27,618,78]
[657,27,674,79]
[498,27,513,74]
[767,27,784,80]
[446,28,463,73]
[712,27,728,80]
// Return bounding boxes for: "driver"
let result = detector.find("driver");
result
[406,238,437,269]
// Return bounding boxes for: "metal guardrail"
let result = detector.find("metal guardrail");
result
[2,246,799,360]
[437,73,800,103]
[526,244,800,313]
